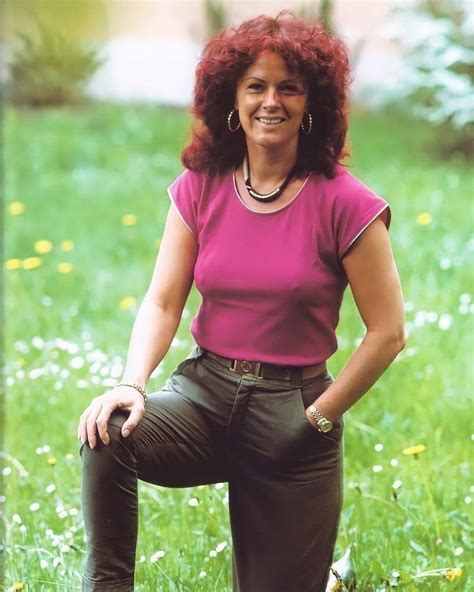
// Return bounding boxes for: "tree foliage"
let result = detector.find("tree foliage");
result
[204,0,227,38]
[386,1,473,156]
[8,22,104,107]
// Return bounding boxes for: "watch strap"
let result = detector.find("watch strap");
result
[308,404,333,432]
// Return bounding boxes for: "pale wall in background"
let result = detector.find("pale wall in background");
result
[86,0,415,106]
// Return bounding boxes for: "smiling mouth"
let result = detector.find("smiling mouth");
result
[256,117,286,125]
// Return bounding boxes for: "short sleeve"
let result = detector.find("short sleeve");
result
[333,174,391,260]
[167,169,203,239]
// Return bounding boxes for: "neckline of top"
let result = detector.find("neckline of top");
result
[231,166,313,215]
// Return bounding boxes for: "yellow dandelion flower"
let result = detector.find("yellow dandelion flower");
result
[11,583,25,592]
[417,212,432,225]
[444,567,462,581]
[122,214,137,226]
[47,457,57,466]
[60,240,75,252]
[120,296,136,311]
[57,262,73,274]
[402,444,426,456]
[330,583,345,592]
[6,259,22,270]
[34,240,53,254]
[8,201,25,216]
[22,257,42,270]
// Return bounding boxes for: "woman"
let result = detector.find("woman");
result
[78,11,405,592]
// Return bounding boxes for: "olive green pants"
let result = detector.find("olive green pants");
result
[80,345,344,591]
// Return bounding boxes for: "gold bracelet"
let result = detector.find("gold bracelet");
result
[117,383,147,402]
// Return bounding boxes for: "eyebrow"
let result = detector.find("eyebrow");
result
[245,76,303,84]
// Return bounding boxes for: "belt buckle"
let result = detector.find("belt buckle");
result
[230,359,263,379]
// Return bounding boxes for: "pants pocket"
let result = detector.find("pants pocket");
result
[174,344,205,374]
[241,383,343,466]
[298,373,344,444]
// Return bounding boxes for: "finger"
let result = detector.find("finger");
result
[121,404,145,438]
[86,403,103,449]
[77,408,92,444]
[96,401,121,446]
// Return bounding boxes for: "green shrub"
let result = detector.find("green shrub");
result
[203,0,227,38]
[385,1,473,158]
[297,0,335,32]
[7,22,105,107]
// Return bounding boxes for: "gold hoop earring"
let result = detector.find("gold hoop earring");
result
[300,112,312,135]
[227,109,241,132]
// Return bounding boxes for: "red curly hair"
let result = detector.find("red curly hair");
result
[181,11,352,178]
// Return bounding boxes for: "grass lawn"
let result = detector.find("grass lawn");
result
[3,103,473,591]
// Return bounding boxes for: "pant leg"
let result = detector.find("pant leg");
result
[225,371,345,592]
[81,347,345,592]
[80,348,231,592]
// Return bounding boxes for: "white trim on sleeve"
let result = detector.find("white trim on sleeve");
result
[167,186,197,238]
[343,203,390,255]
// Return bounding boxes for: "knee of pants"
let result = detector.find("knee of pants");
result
[79,409,136,470]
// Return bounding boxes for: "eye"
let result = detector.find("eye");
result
[281,84,302,94]
[248,83,263,91]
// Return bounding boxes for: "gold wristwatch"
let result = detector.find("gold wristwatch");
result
[308,404,333,433]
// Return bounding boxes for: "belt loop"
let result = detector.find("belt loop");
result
[290,367,303,387]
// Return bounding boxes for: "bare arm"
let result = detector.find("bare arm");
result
[306,216,406,425]
[120,205,198,387]
[78,204,198,447]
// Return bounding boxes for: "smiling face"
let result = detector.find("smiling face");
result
[234,51,308,154]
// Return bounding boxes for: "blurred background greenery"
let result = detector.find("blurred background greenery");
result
[3,0,472,157]
[2,1,473,591]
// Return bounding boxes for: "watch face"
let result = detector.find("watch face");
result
[320,419,333,432]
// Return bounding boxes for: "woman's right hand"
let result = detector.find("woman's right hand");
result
[77,385,146,449]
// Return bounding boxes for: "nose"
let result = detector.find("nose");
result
[262,88,280,110]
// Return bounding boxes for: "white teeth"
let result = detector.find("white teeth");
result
[257,117,284,124]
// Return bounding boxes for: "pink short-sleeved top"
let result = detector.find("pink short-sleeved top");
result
[167,165,391,366]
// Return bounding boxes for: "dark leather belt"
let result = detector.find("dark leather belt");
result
[202,349,327,381]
